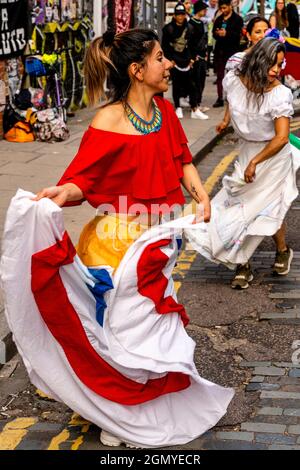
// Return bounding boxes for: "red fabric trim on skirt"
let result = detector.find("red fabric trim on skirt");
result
[31,231,191,405]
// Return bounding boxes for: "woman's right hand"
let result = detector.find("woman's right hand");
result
[216,120,228,134]
[32,185,69,207]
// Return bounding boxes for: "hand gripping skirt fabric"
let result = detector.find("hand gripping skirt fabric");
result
[0,190,234,448]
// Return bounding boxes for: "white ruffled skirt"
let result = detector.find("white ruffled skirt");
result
[0,192,234,448]
[186,139,300,269]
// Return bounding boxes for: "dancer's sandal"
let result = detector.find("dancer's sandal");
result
[231,263,254,289]
[100,429,143,448]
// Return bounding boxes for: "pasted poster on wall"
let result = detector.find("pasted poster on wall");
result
[0,0,28,58]
[114,0,133,33]
[44,0,62,22]
[32,0,46,25]
[83,0,93,17]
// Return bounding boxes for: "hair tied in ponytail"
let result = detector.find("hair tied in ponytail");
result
[103,30,116,47]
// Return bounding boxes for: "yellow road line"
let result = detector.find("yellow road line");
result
[203,150,238,195]
[35,389,55,400]
[48,428,70,450]
[0,417,38,450]
[174,149,238,292]
[47,413,90,450]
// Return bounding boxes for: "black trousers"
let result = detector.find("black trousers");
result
[214,55,227,100]
[171,67,195,109]
[190,59,207,107]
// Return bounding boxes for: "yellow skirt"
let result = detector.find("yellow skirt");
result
[76,213,158,270]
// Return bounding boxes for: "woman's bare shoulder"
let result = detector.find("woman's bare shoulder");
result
[90,102,125,131]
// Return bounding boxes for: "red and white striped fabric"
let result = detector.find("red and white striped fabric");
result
[0,190,234,448]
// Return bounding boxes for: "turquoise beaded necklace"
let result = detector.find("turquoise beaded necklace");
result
[125,100,162,135]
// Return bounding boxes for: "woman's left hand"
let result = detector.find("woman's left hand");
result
[244,161,256,183]
[202,195,211,222]
[193,195,211,223]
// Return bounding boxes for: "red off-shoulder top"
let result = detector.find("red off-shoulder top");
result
[57,97,192,214]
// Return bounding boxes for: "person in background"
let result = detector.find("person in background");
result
[270,0,289,34]
[286,0,299,38]
[162,2,204,119]
[202,0,218,71]
[176,0,193,108]
[189,0,210,118]
[225,16,270,73]
[203,0,218,23]
[217,16,270,135]
[212,0,243,108]
[183,0,193,18]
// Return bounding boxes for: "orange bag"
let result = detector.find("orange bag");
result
[4,121,35,142]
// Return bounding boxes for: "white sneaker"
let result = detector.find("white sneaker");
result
[179,97,190,108]
[175,107,183,119]
[100,430,142,449]
[198,106,210,112]
[191,109,209,120]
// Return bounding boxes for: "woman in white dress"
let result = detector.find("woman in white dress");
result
[219,17,270,136]
[186,37,300,289]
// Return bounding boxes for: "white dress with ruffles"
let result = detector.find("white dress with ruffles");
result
[186,70,300,268]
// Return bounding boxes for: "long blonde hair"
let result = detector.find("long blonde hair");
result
[84,29,159,106]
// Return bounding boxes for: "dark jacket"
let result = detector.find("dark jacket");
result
[287,3,299,38]
[189,17,208,60]
[213,11,243,60]
[162,18,193,68]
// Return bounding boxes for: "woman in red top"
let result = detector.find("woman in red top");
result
[35,29,210,220]
[30,29,234,448]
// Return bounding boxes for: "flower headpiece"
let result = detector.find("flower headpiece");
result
[264,28,285,43]
[264,28,287,69]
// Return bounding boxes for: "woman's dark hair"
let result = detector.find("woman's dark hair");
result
[84,28,159,106]
[218,0,231,6]
[237,37,286,108]
[274,0,289,30]
[246,16,270,35]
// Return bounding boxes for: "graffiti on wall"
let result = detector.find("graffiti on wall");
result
[0,0,28,58]
[29,1,94,110]
[107,0,134,33]
[115,0,133,32]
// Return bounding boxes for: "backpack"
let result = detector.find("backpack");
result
[27,108,69,142]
